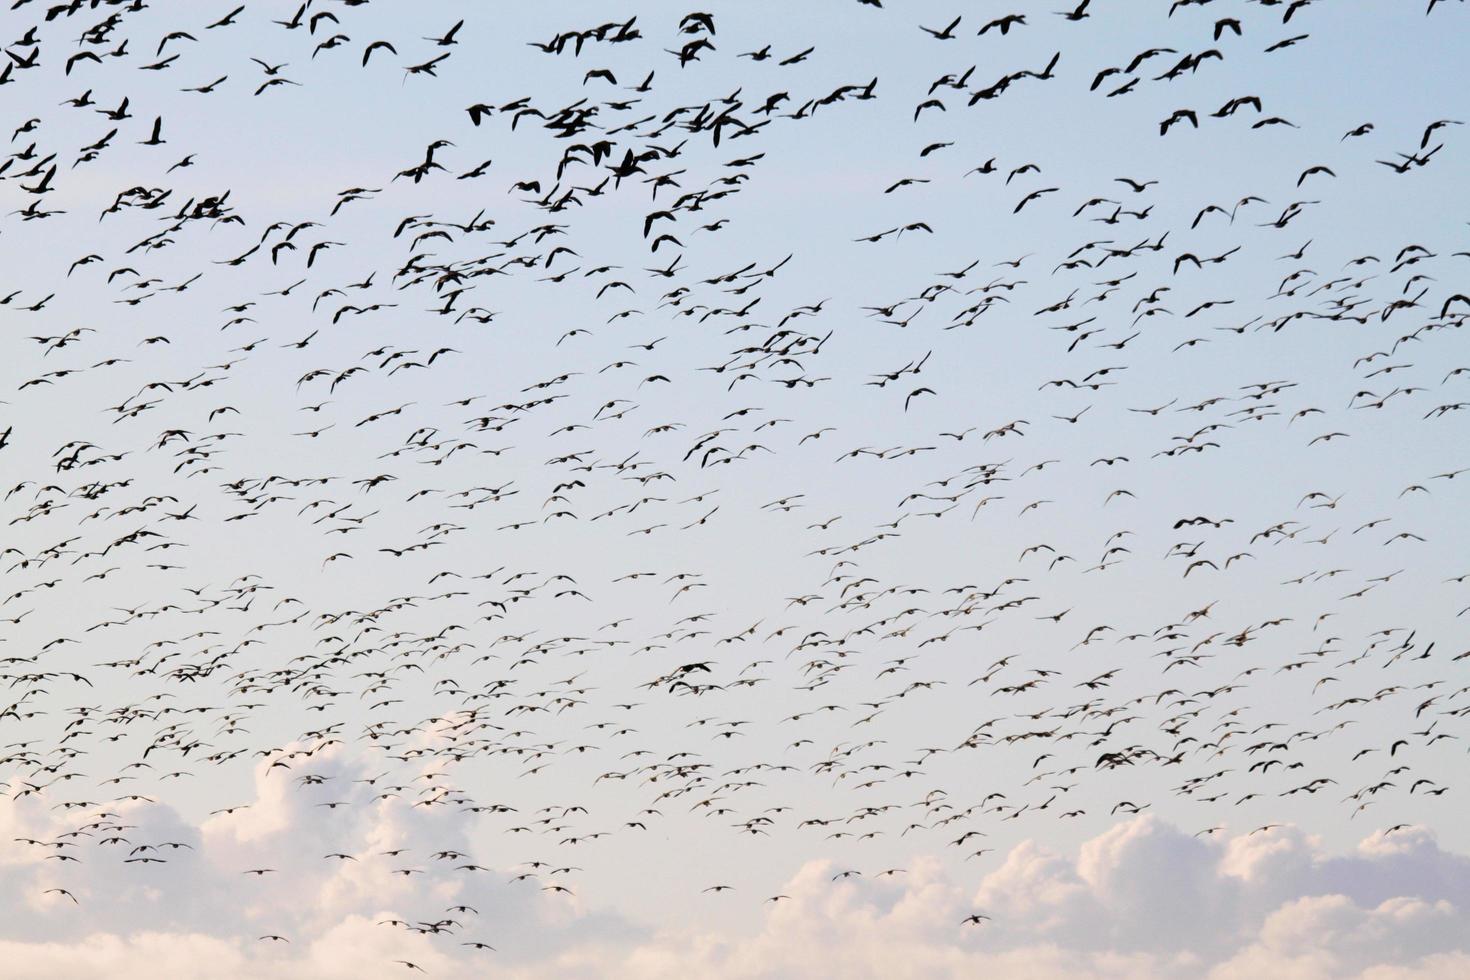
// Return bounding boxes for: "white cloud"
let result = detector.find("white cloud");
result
[544,816,1470,980]
[4,763,1468,980]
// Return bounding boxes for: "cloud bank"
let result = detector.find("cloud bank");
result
[5,751,1469,980]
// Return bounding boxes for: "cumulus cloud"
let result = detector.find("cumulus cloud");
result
[3,773,1469,980]
[564,817,1470,980]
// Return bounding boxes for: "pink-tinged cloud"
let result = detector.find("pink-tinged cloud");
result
[5,795,1470,979]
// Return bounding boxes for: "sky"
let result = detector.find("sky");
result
[1,0,1469,977]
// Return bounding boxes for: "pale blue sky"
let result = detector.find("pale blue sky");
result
[0,1,1468,975]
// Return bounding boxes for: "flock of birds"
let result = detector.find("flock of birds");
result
[1,0,1468,972]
